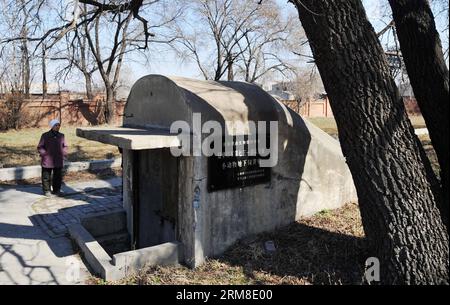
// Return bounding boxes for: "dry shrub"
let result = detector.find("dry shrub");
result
[0,92,32,130]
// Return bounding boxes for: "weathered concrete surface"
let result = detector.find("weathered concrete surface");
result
[123,75,357,267]
[68,222,181,281]
[78,75,358,270]
[0,158,121,182]
[296,118,356,216]
[96,232,130,257]
[112,242,182,277]
[68,224,114,280]
[76,127,180,150]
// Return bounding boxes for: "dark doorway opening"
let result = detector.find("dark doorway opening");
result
[133,148,179,249]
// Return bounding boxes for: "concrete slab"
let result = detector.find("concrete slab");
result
[77,127,181,150]
[68,224,116,280]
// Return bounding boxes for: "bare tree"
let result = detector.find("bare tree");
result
[0,0,183,123]
[74,1,182,123]
[292,66,324,103]
[234,2,304,83]
[432,0,449,62]
[175,0,300,82]
[82,9,134,123]
[41,43,47,98]
[51,4,100,100]
[0,0,43,95]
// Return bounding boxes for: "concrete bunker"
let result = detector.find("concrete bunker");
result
[73,75,357,280]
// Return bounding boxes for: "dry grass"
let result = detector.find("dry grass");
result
[418,134,439,176]
[308,115,439,173]
[306,118,339,137]
[0,126,120,168]
[308,115,427,138]
[0,116,429,169]
[408,115,426,129]
[88,202,368,285]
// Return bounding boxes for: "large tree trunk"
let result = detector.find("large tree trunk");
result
[21,34,30,98]
[105,86,115,125]
[42,45,47,99]
[388,0,449,230]
[84,72,94,100]
[290,0,449,284]
[19,0,30,98]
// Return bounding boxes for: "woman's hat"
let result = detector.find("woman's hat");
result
[50,119,60,128]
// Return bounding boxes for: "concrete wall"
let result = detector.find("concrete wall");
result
[122,149,135,247]
[183,102,356,267]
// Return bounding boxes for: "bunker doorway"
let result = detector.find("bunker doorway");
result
[132,148,179,249]
[75,126,182,251]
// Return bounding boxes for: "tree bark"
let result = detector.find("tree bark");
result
[19,0,30,98]
[84,72,94,100]
[42,44,47,99]
[21,29,30,98]
[105,86,115,125]
[227,53,234,81]
[290,0,449,284]
[388,0,449,230]
[79,22,94,100]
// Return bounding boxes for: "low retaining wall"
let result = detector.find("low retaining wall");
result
[68,223,182,281]
[0,158,122,181]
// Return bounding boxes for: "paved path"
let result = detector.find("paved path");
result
[0,177,122,285]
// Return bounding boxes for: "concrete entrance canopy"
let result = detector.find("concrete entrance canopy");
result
[74,74,357,278]
[76,127,180,150]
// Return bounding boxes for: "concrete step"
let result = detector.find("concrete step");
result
[80,210,127,237]
[97,231,131,256]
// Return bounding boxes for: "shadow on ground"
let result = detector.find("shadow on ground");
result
[0,181,122,284]
[219,222,369,285]
[0,242,62,284]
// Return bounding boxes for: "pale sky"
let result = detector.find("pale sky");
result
[37,0,448,93]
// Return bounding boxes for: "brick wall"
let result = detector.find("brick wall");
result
[0,92,126,128]
[281,96,420,118]
[282,97,334,118]
[2,92,422,127]
[403,96,421,115]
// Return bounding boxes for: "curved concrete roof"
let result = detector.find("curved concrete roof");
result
[123,75,285,133]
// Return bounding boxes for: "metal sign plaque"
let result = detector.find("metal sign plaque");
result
[207,134,271,192]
